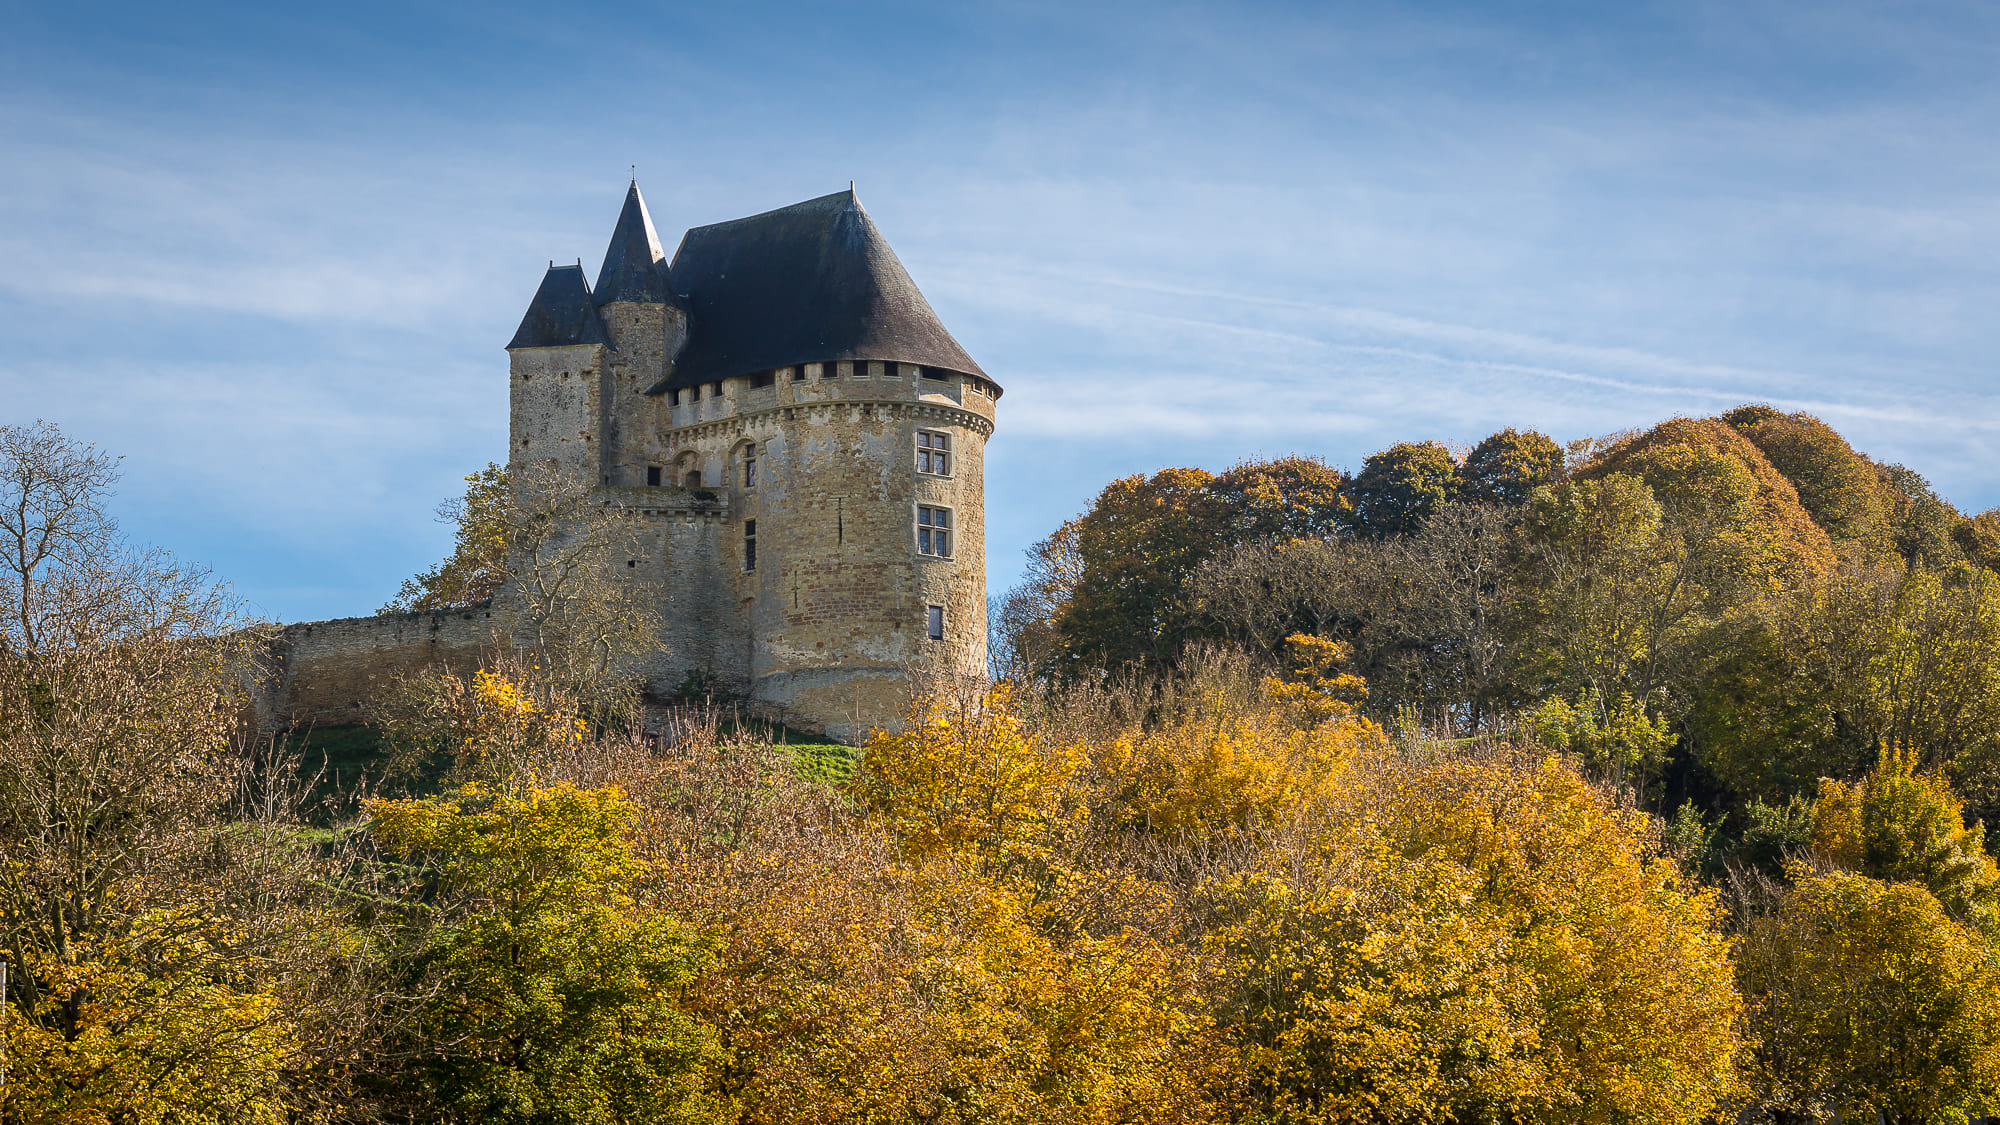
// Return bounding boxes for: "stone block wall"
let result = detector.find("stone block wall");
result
[247,607,497,734]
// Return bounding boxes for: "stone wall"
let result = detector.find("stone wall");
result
[248,607,497,734]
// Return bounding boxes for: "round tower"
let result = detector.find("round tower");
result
[645,189,1000,742]
[516,184,1000,743]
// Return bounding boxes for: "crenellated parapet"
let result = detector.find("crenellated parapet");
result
[495,182,1000,742]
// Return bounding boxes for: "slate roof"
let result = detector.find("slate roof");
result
[507,265,609,349]
[594,182,678,307]
[650,189,991,392]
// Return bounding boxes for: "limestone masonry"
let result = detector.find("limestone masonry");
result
[256,183,998,743]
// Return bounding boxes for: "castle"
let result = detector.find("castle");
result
[253,183,998,744]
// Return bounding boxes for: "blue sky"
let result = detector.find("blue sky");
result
[4,0,1998,622]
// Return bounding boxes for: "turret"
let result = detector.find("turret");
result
[506,263,609,478]
[594,181,687,485]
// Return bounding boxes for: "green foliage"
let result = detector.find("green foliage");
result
[1880,461,1968,570]
[368,784,726,1125]
[1738,870,2000,1124]
[1812,744,2000,932]
[1460,426,1564,505]
[383,463,508,613]
[1521,686,1677,786]
[1736,794,1816,873]
[1345,440,1460,537]
[1726,406,1894,551]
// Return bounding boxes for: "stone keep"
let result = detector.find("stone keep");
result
[506,184,1000,742]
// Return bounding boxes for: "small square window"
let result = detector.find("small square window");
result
[751,371,775,388]
[646,465,662,486]
[927,605,944,640]
[820,361,839,379]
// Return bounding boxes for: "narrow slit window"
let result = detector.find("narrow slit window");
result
[743,447,758,488]
[744,520,757,572]
[927,604,944,640]
[917,506,952,557]
[917,431,952,476]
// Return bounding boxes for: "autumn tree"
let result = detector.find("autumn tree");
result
[854,683,1086,866]
[1344,440,1459,537]
[1879,462,1967,570]
[0,422,315,1122]
[1737,870,2000,1125]
[366,784,725,1125]
[1811,744,2000,932]
[1724,406,1893,553]
[1209,742,1743,1124]
[1688,565,2000,815]
[381,463,508,613]
[1209,455,1351,541]
[1459,427,1564,505]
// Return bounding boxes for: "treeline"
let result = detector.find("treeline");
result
[11,416,2000,1124]
[997,408,2000,848]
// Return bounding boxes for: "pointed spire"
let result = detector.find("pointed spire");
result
[507,265,609,349]
[593,181,676,306]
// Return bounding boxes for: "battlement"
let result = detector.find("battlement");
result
[263,181,997,744]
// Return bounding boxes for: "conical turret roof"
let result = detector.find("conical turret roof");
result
[593,181,677,307]
[506,264,609,349]
[651,188,991,391]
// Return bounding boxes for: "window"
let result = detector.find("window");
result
[789,367,806,382]
[646,465,662,486]
[820,361,839,379]
[688,385,700,402]
[917,506,952,557]
[920,366,947,382]
[927,604,945,640]
[707,382,721,398]
[751,371,775,388]
[743,447,757,488]
[917,431,951,476]
[744,519,757,571]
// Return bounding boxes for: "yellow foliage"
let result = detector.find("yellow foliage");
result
[5,916,298,1125]
[856,684,1087,863]
[1811,743,2000,931]
[1260,634,1369,725]
[1211,745,1744,1124]
[1090,637,1385,838]
[1739,870,2000,1122]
